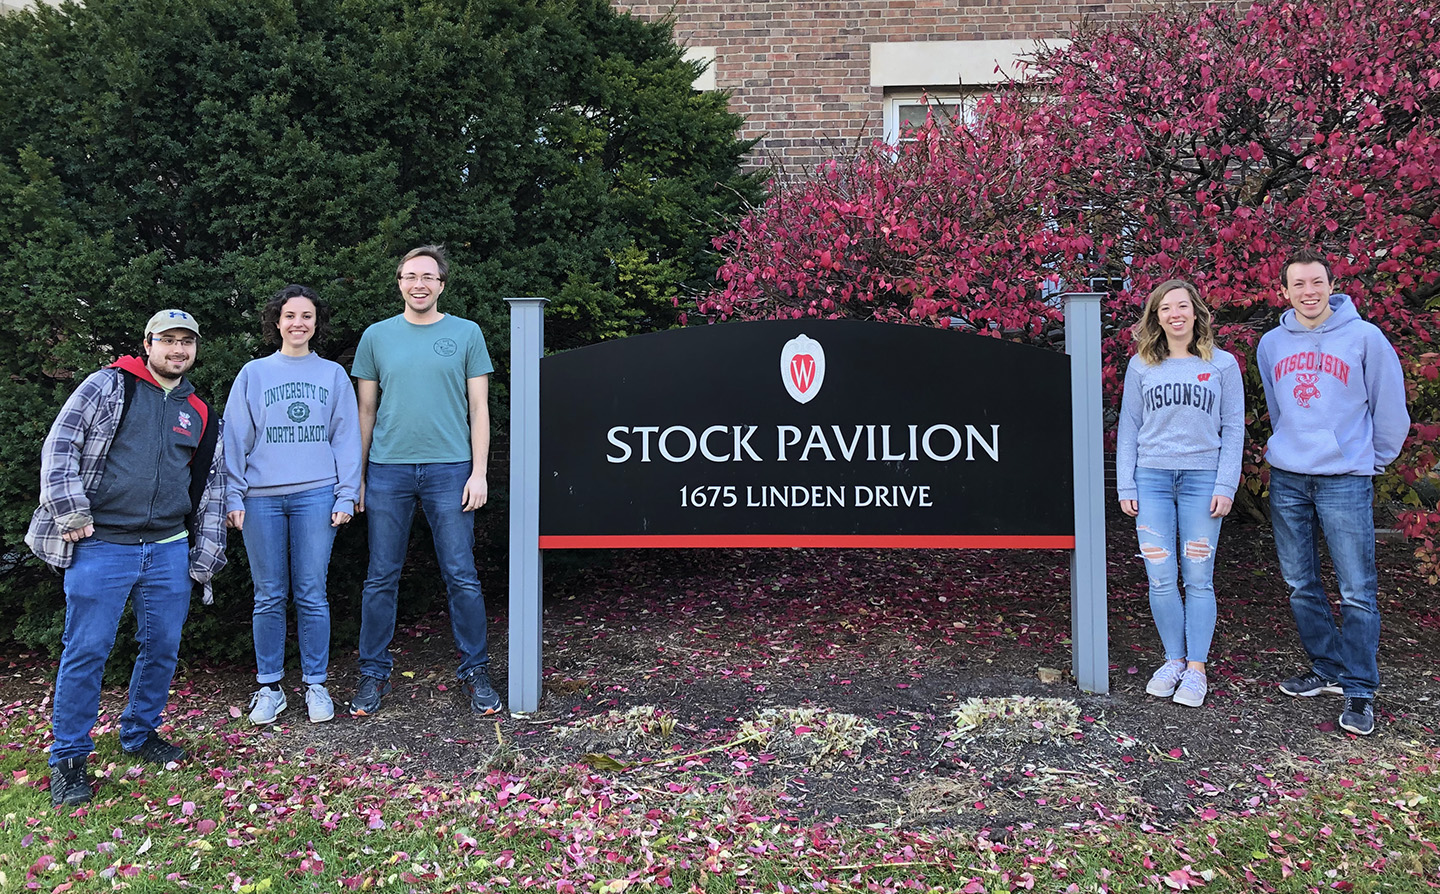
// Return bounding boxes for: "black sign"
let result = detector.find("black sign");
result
[540,319,1073,548]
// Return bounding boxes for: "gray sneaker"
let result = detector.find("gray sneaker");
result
[248,686,287,725]
[1172,667,1207,707]
[1145,660,1186,697]
[305,684,335,723]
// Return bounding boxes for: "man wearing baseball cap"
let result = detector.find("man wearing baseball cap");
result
[27,309,227,808]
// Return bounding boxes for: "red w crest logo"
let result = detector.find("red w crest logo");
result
[789,354,816,393]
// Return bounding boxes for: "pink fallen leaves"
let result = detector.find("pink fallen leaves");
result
[26,853,54,879]
[1163,866,1210,890]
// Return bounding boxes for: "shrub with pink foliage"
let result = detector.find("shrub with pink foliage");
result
[702,0,1440,576]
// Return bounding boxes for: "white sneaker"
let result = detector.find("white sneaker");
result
[305,684,335,723]
[1145,660,1186,697]
[1172,667,1208,708]
[248,686,287,725]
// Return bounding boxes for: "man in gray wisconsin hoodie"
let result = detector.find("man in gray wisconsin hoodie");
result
[1258,248,1410,737]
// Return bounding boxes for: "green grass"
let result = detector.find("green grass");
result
[0,703,1436,893]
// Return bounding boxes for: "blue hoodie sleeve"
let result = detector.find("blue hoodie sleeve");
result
[1365,327,1410,471]
[1115,357,1142,502]
[221,364,257,514]
[328,365,363,516]
[1256,330,1290,473]
[1214,351,1245,499]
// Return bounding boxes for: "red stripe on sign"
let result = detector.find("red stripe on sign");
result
[538,535,1075,549]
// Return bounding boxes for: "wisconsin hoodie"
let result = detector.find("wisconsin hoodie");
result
[1257,293,1410,476]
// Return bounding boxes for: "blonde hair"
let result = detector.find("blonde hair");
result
[1132,279,1215,364]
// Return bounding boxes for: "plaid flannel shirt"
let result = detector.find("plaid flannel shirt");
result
[25,368,228,603]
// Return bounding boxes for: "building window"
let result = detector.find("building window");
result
[870,40,1069,144]
[883,92,980,144]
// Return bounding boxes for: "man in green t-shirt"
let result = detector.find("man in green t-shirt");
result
[350,245,501,716]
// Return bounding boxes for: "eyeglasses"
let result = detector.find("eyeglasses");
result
[398,274,443,285]
[151,336,197,348]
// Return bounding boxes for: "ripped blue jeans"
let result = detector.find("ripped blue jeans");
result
[1134,467,1225,664]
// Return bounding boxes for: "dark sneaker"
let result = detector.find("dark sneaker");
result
[49,757,93,808]
[1339,697,1375,736]
[126,732,187,765]
[350,676,391,717]
[461,666,504,715]
[1279,671,1343,698]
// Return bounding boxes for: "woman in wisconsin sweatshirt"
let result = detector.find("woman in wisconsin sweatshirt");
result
[223,285,362,726]
[1116,280,1245,710]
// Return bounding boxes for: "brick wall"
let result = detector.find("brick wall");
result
[614,0,1198,174]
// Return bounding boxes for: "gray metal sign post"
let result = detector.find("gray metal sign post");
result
[506,298,547,713]
[1063,292,1109,693]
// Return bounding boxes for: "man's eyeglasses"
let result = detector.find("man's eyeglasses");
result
[151,336,197,348]
[398,274,443,285]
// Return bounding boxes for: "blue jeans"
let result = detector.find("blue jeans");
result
[242,486,336,685]
[359,462,488,679]
[1269,468,1380,697]
[51,539,191,765]
[1134,467,1224,664]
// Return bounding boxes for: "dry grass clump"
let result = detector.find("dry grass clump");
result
[557,705,678,748]
[945,696,1081,745]
[738,706,883,764]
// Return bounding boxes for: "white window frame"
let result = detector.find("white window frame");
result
[883,91,983,145]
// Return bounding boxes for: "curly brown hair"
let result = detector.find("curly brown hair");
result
[1131,279,1215,365]
[260,284,330,348]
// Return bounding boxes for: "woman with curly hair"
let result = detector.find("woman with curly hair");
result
[223,285,361,724]
[1116,280,1244,708]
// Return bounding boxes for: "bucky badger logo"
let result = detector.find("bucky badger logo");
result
[1293,373,1321,407]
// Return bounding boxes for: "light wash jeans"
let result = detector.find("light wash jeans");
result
[1134,467,1224,664]
[358,462,489,680]
[1268,468,1380,698]
[242,485,336,685]
[51,539,191,765]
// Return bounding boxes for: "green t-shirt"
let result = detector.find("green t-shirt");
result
[351,313,493,464]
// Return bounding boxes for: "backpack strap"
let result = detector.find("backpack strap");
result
[116,370,138,433]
